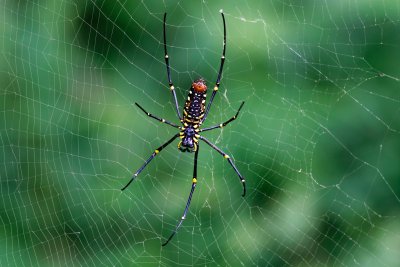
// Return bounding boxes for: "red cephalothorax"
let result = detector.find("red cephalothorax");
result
[192,78,207,93]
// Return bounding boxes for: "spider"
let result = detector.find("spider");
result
[121,11,246,246]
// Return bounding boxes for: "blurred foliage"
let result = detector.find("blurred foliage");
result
[1,0,400,266]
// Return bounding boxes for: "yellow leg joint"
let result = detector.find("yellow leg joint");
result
[170,85,175,90]
[192,178,197,184]
[214,86,219,91]
[155,149,160,154]
[223,154,230,159]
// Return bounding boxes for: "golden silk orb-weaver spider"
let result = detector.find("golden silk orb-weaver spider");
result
[121,11,246,246]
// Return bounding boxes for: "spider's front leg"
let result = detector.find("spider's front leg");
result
[163,13,182,121]
[202,12,226,123]
[162,145,200,246]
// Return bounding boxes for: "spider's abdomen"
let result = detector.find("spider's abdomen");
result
[183,78,207,124]
[178,79,206,152]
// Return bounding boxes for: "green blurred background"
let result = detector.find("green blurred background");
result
[1,0,400,266]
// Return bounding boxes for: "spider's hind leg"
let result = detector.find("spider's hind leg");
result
[162,145,200,246]
[200,136,246,197]
[121,134,179,191]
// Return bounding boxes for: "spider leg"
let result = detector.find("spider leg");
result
[135,102,180,128]
[121,134,179,191]
[200,101,244,132]
[162,145,199,246]
[202,12,226,123]
[163,13,182,121]
[200,136,246,197]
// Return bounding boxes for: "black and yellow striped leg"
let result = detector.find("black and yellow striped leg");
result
[121,134,179,191]
[200,136,246,197]
[200,101,244,132]
[163,13,182,121]
[162,145,199,246]
[135,103,180,128]
[202,12,226,123]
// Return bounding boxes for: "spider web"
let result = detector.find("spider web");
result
[1,0,400,266]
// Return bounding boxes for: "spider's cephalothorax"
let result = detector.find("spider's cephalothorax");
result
[122,12,247,246]
[178,79,207,152]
